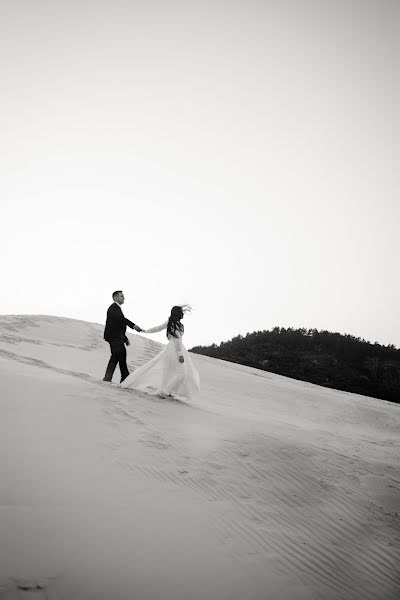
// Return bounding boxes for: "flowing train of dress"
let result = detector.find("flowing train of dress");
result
[120,321,200,399]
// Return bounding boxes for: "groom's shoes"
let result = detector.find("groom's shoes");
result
[103,377,112,382]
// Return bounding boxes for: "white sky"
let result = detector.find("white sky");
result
[1,0,399,349]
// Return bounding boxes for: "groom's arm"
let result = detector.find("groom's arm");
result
[125,317,143,333]
[113,305,141,332]
[125,319,143,332]
[124,318,142,345]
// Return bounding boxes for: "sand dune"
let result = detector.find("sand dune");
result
[0,315,399,600]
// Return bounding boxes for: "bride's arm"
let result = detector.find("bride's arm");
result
[171,334,184,361]
[143,321,168,334]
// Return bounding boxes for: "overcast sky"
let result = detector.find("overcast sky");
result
[1,0,399,349]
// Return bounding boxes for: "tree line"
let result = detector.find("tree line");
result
[190,327,400,403]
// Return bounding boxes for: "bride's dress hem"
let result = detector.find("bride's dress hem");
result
[121,339,200,400]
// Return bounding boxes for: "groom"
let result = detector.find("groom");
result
[103,290,143,383]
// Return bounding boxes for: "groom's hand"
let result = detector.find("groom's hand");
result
[179,356,184,363]
[125,339,130,346]
[134,325,143,332]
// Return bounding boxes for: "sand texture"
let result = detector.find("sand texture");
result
[0,315,399,600]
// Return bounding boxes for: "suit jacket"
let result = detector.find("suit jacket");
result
[104,303,136,343]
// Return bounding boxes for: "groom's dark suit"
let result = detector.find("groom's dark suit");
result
[103,302,137,382]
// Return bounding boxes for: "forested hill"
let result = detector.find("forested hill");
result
[190,328,400,403]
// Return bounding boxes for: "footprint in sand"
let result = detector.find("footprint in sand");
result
[0,578,59,600]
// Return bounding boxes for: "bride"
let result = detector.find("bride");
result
[121,305,200,400]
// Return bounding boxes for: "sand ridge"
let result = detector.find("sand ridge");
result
[0,315,399,600]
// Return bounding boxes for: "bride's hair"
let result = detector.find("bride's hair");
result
[167,306,184,338]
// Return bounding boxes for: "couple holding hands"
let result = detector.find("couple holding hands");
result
[103,291,200,400]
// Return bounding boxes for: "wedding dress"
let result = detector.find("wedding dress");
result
[120,321,200,399]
